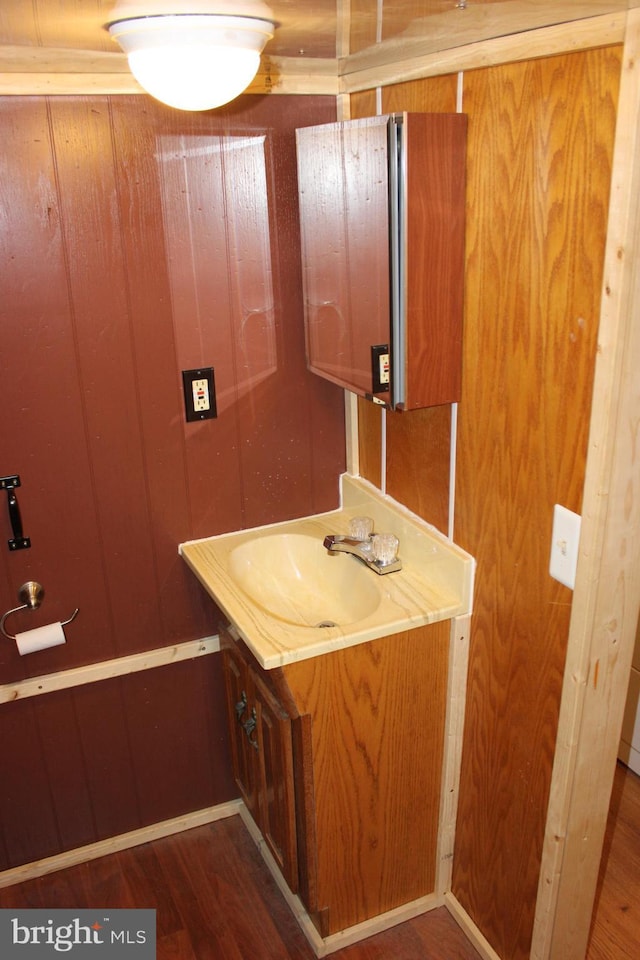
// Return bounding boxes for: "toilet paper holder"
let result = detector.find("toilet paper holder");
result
[0,581,79,641]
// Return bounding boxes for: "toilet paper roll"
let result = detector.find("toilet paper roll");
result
[15,621,66,656]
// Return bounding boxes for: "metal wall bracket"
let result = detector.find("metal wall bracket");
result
[0,475,31,551]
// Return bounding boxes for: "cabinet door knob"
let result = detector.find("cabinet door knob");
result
[242,707,259,750]
[235,690,248,722]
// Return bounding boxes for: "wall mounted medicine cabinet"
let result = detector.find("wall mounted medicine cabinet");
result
[295,113,467,410]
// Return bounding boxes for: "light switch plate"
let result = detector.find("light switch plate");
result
[549,504,581,590]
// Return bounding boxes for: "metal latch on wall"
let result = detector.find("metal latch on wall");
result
[0,475,31,551]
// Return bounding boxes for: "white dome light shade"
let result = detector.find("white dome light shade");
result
[108,14,274,111]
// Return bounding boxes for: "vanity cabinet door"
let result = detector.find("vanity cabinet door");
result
[252,669,298,891]
[222,641,260,821]
[221,632,299,894]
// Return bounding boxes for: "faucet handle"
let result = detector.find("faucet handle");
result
[348,516,374,540]
[372,533,399,565]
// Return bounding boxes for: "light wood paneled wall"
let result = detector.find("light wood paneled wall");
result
[354,45,622,960]
[454,48,621,960]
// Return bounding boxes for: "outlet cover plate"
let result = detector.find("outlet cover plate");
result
[549,504,581,590]
[182,367,217,422]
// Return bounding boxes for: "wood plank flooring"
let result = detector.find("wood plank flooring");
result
[586,761,640,960]
[0,762,637,959]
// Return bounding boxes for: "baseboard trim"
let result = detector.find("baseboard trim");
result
[239,803,442,958]
[444,892,502,960]
[0,798,242,889]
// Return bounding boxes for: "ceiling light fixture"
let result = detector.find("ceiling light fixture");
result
[107,9,275,111]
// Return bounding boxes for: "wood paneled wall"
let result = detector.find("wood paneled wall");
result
[0,93,343,870]
[353,46,621,960]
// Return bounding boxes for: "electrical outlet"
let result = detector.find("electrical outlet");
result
[192,378,210,412]
[549,504,581,589]
[182,368,217,422]
[371,344,390,393]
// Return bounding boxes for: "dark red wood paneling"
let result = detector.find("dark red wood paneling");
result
[49,98,164,659]
[0,92,342,870]
[0,92,341,676]
[0,699,63,866]
[0,98,115,670]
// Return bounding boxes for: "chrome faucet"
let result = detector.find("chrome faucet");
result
[323,534,402,575]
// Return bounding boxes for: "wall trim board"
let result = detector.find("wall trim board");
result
[531,10,640,960]
[0,635,220,705]
[0,799,242,890]
[0,52,339,96]
[0,13,625,98]
[444,893,502,960]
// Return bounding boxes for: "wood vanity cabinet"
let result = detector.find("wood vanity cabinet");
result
[220,620,450,938]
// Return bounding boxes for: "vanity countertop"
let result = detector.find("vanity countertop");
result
[179,475,474,669]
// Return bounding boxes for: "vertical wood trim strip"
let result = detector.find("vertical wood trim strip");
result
[336,0,351,60]
[344,392,360,476]
[449,71,464,543]
[337,1,351,121]
[448,404,457,542]
[436,615,471,895]
[532,13,640,959]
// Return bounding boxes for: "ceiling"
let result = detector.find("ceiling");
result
[0,0,633,93]
[0,1,633,58]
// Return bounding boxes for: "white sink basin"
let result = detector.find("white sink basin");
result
[228,533,381,627]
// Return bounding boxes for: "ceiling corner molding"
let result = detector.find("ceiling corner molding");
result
[0,45,338,97]
[338,11,627,94]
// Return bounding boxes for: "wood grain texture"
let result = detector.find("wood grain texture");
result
[452,47,622,960]
[283,623,449,935]
[356,396,383,489]
[386,405,452,536]
[402,112,466,409]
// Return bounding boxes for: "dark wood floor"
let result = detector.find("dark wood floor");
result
[586,761,640,960]
[0,762,637,959]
